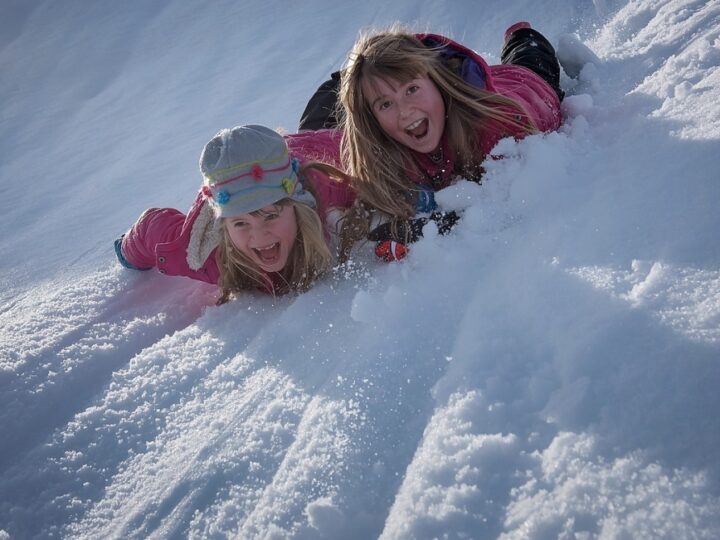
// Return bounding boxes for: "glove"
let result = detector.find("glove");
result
[375,240,409,262]
[368,217,425,244]
[430,210,461,235]
[368,210,461,244]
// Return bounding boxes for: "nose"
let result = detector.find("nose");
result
[248,221,271,243]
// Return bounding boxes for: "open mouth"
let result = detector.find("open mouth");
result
[253,243,281,265]
[405,118,429,139]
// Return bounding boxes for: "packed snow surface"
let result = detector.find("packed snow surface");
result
[1,0,719,538]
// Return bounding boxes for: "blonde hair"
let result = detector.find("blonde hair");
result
[290,161,362,262]
[339,26,537,242]
[215,196,332,304]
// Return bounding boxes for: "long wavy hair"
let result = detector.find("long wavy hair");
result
[215,189,332,303]
[339,26,537,243]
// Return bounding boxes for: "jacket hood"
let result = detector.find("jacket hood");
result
[415,33,497,92]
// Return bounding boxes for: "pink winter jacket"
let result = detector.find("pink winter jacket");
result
[120,129,355,285]
[410,33,562,188]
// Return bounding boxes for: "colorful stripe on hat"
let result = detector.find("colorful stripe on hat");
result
[205,148,290,184]
[212,172,299,206]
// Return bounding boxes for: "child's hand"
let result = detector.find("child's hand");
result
[430,210,460,235]
[368,217,426,243]
[368,211,461,244]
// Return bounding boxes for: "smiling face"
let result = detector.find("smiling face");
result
[224,203,298,273]
[364,74,446,154]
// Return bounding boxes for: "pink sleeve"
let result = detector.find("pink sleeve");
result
[303,169,355,215]
[285,128,355,215]
[489,64,562,133]
[121,206,186,270]
[285,129,343,168]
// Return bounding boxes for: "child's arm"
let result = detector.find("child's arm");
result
[368,211,461,244]
[368,211,461,262]
[117,207,186,271]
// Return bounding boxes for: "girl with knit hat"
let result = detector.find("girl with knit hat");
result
[328,23,563,260]
[115,125,355,303]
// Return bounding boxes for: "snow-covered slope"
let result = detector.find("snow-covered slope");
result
[1,0,719,538]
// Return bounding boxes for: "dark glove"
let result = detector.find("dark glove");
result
[367,210,461,244]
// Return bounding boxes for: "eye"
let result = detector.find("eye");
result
[232,220,249,228]
[407,84,419,95]
[264,211,280,221]
[376,99,392,112]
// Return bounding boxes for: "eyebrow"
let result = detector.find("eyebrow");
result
[257,204,282,214]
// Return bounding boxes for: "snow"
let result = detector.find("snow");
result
[1,0,719,538]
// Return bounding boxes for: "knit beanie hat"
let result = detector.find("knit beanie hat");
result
[200,125,315,217]
[186,125,315,271]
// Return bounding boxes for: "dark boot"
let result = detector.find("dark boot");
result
[501,23,565,101]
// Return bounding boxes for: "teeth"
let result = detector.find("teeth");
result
[405,118,424,131]
[255,243,278,251]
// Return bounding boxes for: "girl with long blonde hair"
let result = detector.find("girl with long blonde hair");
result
[332,23,563,258]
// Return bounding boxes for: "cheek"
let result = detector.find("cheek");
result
[281,217,299,248]
[376,114,393,133]
[373,111,401,140]
[429,87,445,119]
[226,228,250,253]
[367,101,394,132]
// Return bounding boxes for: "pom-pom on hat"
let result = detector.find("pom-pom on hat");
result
[200,125,315,218]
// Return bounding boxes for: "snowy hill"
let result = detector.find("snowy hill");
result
[1,0,719,538]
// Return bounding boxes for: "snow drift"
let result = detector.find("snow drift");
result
[1,0,719,538]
